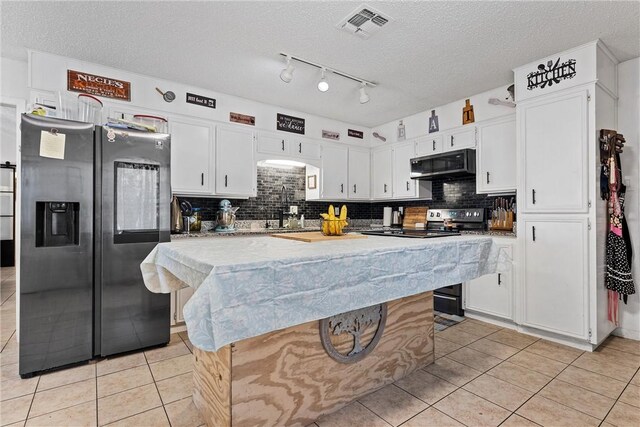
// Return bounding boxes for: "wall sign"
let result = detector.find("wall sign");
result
[277,113,305,135]
[230,112,255,126]
[186,92,216,109]
[428,110,439,133]
[322,130,340,141]
[527,58,576,91]
[67,70,130,101]
[462,99,475,125]
[397,120,406,141]
[348,129,364,139]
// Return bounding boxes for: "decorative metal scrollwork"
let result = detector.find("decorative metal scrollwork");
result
[319,303,387,364]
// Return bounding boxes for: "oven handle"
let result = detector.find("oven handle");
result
[434,294,458,301]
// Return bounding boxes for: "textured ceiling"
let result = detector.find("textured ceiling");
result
[1,1,638,127]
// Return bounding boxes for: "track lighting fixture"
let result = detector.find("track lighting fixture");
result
[278,53,376,104]
[317,68,329,92]
[280,56,295,83]
[359,83,370,104]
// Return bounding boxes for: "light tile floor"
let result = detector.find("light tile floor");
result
[1,266,639,426]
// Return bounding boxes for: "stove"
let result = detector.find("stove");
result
[363,208,487,317]
[359,229,460,238]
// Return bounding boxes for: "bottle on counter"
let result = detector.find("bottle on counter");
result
[300,214,305,228]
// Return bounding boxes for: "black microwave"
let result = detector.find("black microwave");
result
[410,149,476,180]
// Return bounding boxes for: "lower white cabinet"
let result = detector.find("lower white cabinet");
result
[171,287,195,325]
[464,239,514,320]
[215,126,256,197]
[320,144,348,199]
[520,217,589,339]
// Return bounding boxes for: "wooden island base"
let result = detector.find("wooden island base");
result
[193,291,434,427]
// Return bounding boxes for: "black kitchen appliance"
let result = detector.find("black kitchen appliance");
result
[20,114,171,377]
[410,148,476,180]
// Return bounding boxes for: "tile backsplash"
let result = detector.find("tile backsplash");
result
[180,166,512,222]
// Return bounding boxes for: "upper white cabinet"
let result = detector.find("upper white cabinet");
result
[372,147,393,199]
[320,144,348,199]
[215,125,255,197]
[393,141,417,199]
[520,89,589,213]
[256,132,320,160]
[416,135,443,157]
[348,148,371,200]
[464,238,514,321]
[443,126,476,151]
[520,217,589,339]
[476,115,516,194]
[169,117,214,196]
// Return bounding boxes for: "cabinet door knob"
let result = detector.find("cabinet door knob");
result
[298,142,302,153]
[225,175,228,187]
[406,181,410,191]
[353,184,357,193]
[201,173,204,186]
[532,189,536,204]
[498,273,502,285]
[450,135,454,146]
[532,225,536,241]
[281,140,285,151]
[432,140,436,151]
[486,171,490,184]
[384,184,387,193]
[340,183,344,193]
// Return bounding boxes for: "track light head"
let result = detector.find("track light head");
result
[280,57,295,83]
[359,82,370,104]
[317,68,329,92]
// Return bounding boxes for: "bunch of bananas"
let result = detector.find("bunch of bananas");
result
[320,205,348,236]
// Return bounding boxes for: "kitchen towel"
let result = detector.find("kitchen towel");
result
[383,207,392,227]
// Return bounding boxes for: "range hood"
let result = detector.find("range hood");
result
[410,148,476,180]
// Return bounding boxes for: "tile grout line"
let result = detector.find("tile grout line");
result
[143,344,173,427]
[598,365,640,425]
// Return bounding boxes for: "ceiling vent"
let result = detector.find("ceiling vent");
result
[336,4,393,39]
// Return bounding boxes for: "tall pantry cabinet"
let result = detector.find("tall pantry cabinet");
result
[514,41,619,348]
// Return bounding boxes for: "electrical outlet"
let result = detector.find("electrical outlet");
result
[289,205,298,214]
[334,206,340,216]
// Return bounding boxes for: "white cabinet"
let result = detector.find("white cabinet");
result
[215,126,255,197]
[256,132,321,159]
[372,147,393,199]
[171,287,195,325]
[416,135,443,157]
[257,132,288,155]
[170,118,214,195]
[465,239,514,320]
[443,126,476,151]
[520,89,589,213]
[476,115,516,194]
[393,141,417,199]
[521,217,589,339]
[348,148,370,200]
[320,144,348,199]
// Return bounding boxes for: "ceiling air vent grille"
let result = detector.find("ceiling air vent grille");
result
[337,4,393,39]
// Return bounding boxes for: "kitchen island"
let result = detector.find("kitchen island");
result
[141,234,503,426]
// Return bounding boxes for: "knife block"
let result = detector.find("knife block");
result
[490,211,514,231]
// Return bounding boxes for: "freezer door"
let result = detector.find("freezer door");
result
[96,126,170,356]
[19,114,94,376]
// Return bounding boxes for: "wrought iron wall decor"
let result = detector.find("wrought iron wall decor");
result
[526,58,576,90]
[319,303,387,363]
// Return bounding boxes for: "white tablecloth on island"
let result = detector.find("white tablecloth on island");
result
[141,234,508,352]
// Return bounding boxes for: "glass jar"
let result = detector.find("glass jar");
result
[189,209,202,232]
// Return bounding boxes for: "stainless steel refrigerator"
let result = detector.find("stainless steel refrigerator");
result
[20,114,171,377]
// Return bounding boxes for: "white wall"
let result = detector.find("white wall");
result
[371,84,514,147]
[27,51,372,147]
[615,57,640,340]
[1,57,28,100]
[0,57,28,164]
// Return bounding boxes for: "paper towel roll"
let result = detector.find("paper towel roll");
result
[383,207,392,227]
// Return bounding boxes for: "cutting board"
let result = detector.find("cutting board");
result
[271,232,368,243]
[402,207,428,229]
